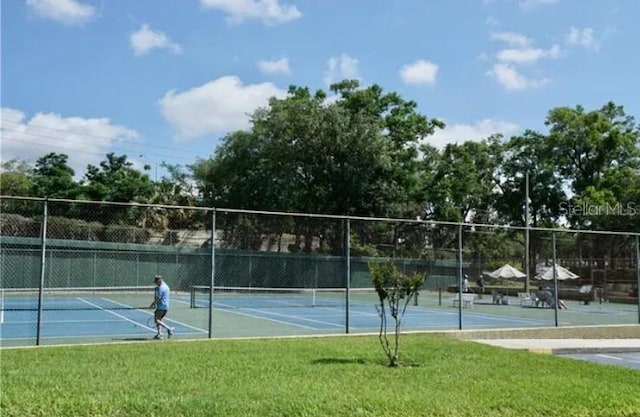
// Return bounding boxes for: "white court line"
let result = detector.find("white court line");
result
[176,298,319,330]
[239,306,345,328]
[77,298,156,333]
[318,302,550,326]
[2,330,204,341]
[597,354,623,361]
[597,354,640,364]
[102,298,208,334]
[1,319,133,325]
[414,307,549,325]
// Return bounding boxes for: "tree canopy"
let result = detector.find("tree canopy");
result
[1,82,638,239]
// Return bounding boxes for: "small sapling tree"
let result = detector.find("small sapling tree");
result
[369,261,425,367]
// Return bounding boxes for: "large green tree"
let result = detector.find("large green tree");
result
[0,159,33,197]
[422,137,503,224]
[546,102,640,197]
[191,81,444,253]
[496,131,566,228]
[193,81,443,217]
[83,153,154,203]
[32,153,80,199]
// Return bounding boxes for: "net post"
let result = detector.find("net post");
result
[36,198,48,346]
[208,209,216,339]
[345,218,351,334]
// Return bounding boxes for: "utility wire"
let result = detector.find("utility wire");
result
[1,128,196,163]
[0,117,203,155]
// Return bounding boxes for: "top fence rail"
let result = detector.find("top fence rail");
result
[1,195,638,237]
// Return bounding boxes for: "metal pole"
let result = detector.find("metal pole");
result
[93,252,97,288]
[552,231,559,327]
[458,224,463,330]
[635,235,639,324]
[525,172,530,293]
[36,198,48,346]
[209,209,216,339]
[345,218,351,334]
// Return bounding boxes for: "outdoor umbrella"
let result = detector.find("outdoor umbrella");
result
[536,264,579,280]
[487,264,526,279]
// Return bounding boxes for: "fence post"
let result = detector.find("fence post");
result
[458,224,463,330]
[36,198,48,346]
[525,172,530,293]
[552,231,559,327]
[636,235,639,325]
[209,209,216,339]
[345,218,350,334]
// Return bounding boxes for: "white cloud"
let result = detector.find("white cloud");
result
[490,31,533,47]
[158,76,287,140]
[26,0,95,25]
[488,32,557,91]
[496,44,561,64]
[199,0,301,25]
[0,107,139,175]
[399,60,439,86]
[130,24,182,56]
[565,27,599,50]
[257,57,291,75]
[324,54,360,86]
[487,63,549,91]
[425,119,521,148]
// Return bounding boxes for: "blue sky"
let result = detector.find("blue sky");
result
[2,0,638,179]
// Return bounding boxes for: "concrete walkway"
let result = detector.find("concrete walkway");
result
[473,338,640,354]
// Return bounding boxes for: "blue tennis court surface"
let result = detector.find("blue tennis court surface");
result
[185,292,553,334]
[2,290,636,346]
[0,293,208,344]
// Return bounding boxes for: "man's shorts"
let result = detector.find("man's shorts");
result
[154,309,168,321]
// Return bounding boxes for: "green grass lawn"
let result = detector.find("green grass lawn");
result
[2,334,639,417]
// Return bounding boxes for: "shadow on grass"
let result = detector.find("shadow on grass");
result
[115,338,151,342]
[311,357,421,368]
[311,358,370,365]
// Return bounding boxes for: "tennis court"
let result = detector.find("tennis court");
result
[0,287,209,346]
[2,286,637,347]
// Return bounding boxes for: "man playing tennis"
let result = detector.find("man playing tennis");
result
[150,275,174,340]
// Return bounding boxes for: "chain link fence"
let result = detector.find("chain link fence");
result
[1,196,639,346]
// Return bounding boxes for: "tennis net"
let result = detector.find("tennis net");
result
[0,286,156,312]
[189,285,396,309]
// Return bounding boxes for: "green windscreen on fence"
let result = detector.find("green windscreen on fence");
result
[1,236,462,291]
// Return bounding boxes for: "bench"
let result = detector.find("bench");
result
[518,292,534,307]
[452,293,476,308]
[492,289,510,305]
